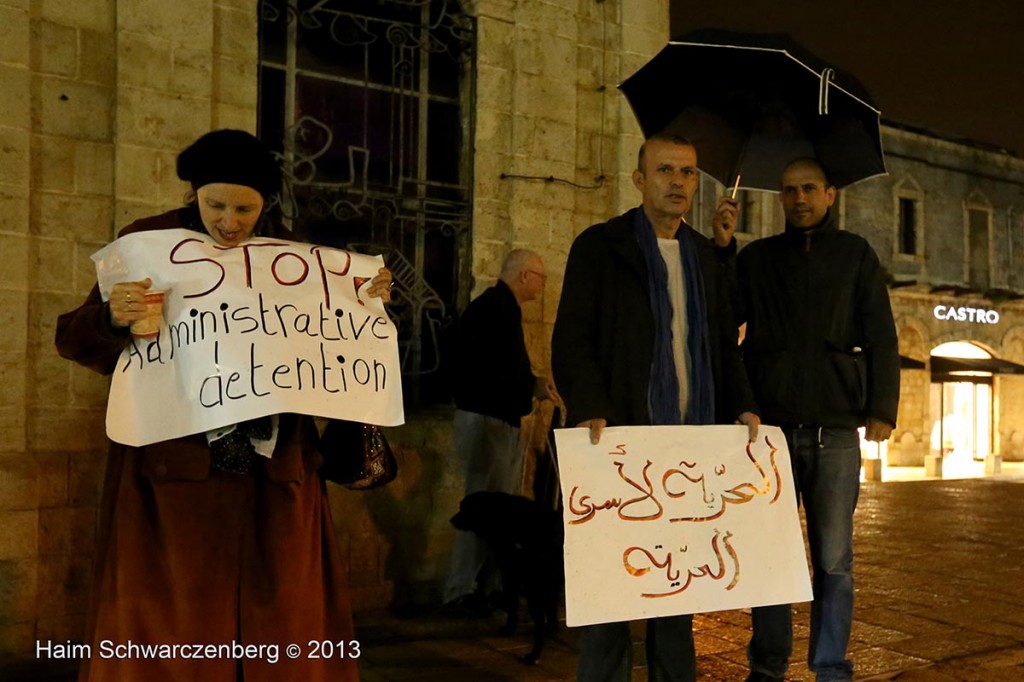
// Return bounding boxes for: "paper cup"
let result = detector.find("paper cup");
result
[130,290,165,338]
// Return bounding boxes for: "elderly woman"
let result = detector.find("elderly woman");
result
[55,130,389,682]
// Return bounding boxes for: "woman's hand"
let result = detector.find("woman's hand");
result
[366,267,394,304]
[109,278,153,328]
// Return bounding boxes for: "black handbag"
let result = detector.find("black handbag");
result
[318,420,398,490]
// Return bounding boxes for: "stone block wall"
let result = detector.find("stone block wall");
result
[470,0,665,308]
[468,0,665,474]
[332,413,460,611]
[0,0,258,670]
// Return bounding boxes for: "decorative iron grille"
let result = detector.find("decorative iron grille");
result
[258,0,476,406]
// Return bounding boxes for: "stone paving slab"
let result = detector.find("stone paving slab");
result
[356,478,1024,680]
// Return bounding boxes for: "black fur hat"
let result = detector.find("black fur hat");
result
[176,129,281,199]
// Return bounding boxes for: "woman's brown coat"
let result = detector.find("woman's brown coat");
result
[55,210,358,682]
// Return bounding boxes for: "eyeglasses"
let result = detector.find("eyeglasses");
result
[525,269,547,282]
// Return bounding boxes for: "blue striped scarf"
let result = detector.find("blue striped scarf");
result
[633,208,715,425]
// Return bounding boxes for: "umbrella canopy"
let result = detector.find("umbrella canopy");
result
[619,28,887,190]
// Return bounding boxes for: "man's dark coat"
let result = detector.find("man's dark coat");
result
[731,211,900,429]
[552,207,756,427]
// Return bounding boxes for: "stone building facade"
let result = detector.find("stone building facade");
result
[3,0,1022,674]
[855,126,1024,467]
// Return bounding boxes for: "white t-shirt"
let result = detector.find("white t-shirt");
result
[657,238,690,420]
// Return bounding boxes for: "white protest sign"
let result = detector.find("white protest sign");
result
[556,425,811,627]
[92,229,404,447]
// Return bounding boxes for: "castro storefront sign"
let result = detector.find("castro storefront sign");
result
[933,304,1000,325]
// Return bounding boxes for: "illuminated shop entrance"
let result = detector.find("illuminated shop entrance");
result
[929,342,993,467]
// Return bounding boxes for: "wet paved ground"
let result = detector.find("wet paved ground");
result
[354,476,1024,681]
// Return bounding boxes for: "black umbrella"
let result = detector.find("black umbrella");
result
[619,28,887,190]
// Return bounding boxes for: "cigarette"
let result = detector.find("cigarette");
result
[730,175,741,199]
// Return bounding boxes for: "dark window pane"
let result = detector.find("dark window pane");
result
[296,17,368,81]
[428,48,461,98]
[258,67,286,155]
[968,209,989,289]
[424,228,456,306]
[294,77,420,190]
[898,197,916,255]
[427,100,460,185]
[259,0,288,65]
[385,23,425,90]
[339,0,419,24]
[295,1,425,86]
[294,78,364,183]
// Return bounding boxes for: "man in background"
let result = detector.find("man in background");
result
[442,249,558,615]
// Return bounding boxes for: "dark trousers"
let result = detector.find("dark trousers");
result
[578,615,695,682]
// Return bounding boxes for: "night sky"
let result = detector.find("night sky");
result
[669,0,1024,156]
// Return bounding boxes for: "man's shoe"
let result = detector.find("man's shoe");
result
[745,673,784,682]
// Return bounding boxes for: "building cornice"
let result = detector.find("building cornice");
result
[881,124,1024,181]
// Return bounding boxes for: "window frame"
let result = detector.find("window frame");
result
[963,189,994,290]
[257,0,477,406]
[892,176,925,263]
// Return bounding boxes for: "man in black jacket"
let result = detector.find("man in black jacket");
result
[442,249,558,614]
[552,134,759,682]
[715,158,900,682]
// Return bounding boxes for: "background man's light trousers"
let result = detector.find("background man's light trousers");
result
[443,409,523,603]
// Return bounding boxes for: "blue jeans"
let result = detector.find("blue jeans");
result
[443,410,522,603]
[577,615,695,682]
[748,426,861,682]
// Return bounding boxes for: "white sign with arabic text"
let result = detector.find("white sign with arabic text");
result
[556,425,811,626]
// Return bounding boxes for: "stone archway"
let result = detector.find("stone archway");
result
[929,341,995,466]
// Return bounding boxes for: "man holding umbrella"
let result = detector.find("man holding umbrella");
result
[714,158,900,682]
[553,133,759,681]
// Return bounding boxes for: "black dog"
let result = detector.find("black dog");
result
[450,491,564,664]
